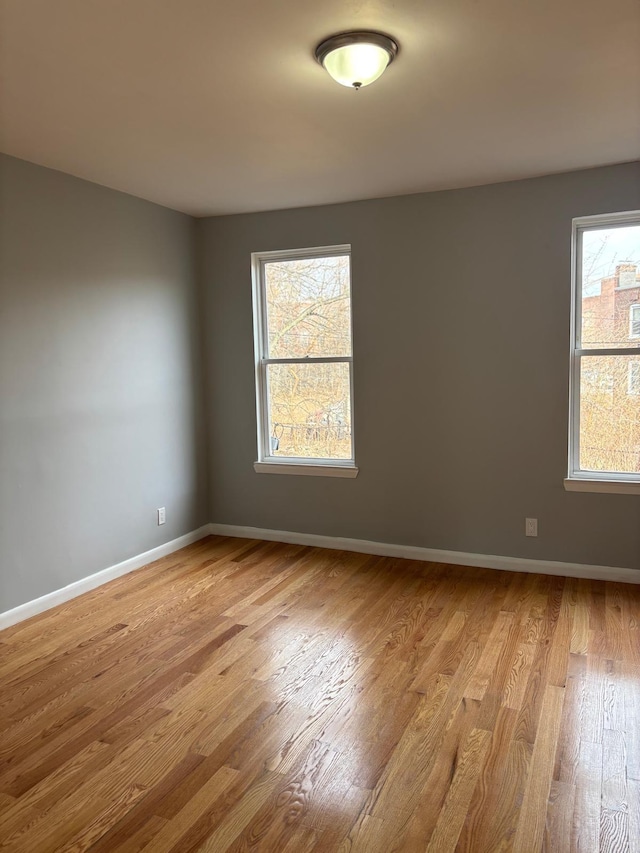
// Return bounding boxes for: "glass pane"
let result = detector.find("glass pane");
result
[579,355,640,473]
[267,362,352,459]
[265,255,351,358]
[581,224,640,349]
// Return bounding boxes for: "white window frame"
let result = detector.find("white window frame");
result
[251,244,358,478]
[628,361,640,396]
[565,209,640,494]
[630,304,640,340]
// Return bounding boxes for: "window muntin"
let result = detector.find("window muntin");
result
[570,213,640,480]
[252,246,354,467]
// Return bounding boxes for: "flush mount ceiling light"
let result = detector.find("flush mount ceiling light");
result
[315,31,399,90]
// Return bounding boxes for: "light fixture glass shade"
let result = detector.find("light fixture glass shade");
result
[315,32,398,90]
[323,43,391,89]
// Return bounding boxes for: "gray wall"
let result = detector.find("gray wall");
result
[0,155,208,611]
[200,162,640,570]
[2,156,639,614]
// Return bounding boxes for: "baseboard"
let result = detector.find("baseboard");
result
[4,521,637,632]
[208,523,640,585]
[0,525,212,631]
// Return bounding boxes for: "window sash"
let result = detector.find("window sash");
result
[252,245,355,466]
[628,362,640,396]
[570,352,640,480]
[569,211,640,481]
[257,358,354,464]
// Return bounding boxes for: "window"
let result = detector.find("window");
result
[251,245,357,477]
[566,211,640,493]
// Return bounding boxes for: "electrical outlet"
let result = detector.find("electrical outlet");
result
[157,507,166,526]
[525,517,538,537]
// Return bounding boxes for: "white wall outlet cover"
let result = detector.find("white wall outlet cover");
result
[157,507,166,525]
[525,518,538,537]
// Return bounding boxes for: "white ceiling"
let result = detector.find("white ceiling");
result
[1,0,639,216]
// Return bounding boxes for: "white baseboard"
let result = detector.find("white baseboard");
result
[208,523,640,585]
[0,526,212,631]
[3,521,637,632]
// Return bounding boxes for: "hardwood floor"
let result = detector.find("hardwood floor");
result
[1,536,639,852]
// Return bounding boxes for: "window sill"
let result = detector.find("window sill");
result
[564,478,640,495]
[254,461,359,478]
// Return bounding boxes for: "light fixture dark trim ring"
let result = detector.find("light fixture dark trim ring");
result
[314,31,399,67]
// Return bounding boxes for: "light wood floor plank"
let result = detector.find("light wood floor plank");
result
[1,535,638,851]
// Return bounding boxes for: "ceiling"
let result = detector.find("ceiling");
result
[1,0,639,216]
